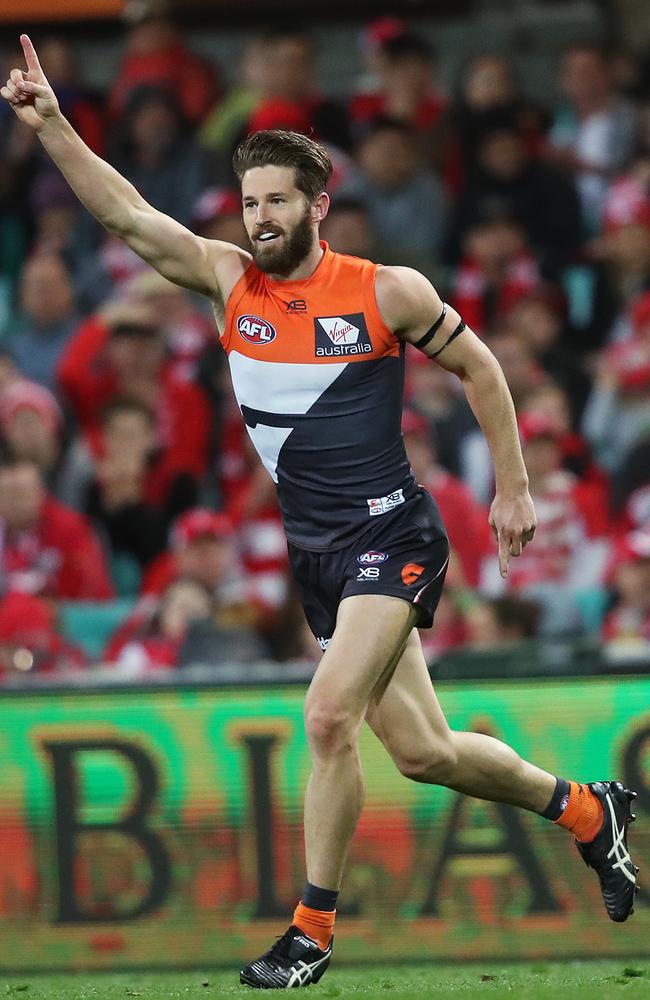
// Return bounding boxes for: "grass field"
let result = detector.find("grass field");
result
[3,961,650,999]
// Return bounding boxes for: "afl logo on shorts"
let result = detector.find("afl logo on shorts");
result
[237,315,277,345]
[357,550,388,565]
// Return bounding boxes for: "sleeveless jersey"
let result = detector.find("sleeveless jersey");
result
[222,241,418,551]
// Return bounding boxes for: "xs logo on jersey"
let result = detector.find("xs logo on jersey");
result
[357,566,381,581]
[285,299,307,313]
[357,550,388,565]
[315,313,372,357]
[237,315,277,345]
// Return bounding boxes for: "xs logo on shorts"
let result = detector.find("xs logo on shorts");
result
[357,566,381,581]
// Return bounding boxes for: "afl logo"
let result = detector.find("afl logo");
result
[357,550,388,565]
[237,315,277,345]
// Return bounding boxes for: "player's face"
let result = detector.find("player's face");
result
[242,165,318,276]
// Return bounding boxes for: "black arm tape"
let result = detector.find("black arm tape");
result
[429,319,466,358]
[413,303,447,350]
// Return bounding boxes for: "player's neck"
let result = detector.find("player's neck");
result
[268,239,324,283]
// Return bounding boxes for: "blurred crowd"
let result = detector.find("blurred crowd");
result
[1,9,650,681]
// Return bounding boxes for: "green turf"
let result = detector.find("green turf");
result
[3,961,650,999]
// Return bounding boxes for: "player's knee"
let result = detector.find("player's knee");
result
[304,700,358,756]
[396,739,457,784]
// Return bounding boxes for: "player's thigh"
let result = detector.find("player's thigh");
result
[365,629,453,773]
[304,594,417,729]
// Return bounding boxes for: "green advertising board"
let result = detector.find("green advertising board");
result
[0,676,648,970]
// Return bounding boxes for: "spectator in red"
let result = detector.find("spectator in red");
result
[602,529,650,649]
[482,412,609,633]
[242,27,350,152]
[57,299,211,515]
[0,457,113,601]
[0,378,89,507]
[105,575,266,674]
[108,8,219,126]
[192,187,248,250]
[122,270,216,384]
[105,578,214,673]
[0,591,86,678]
[450,207,542,337]
[350,34,446,139]
[582,289,650,472]
[401,409,492,587]
[141,508,245,604]
[521,381,610,539]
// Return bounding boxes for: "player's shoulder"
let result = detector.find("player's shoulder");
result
[207,240,253,305]
[374,264,440,333]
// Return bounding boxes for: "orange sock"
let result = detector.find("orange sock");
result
[292,901,335,951]
[553,781,604,842]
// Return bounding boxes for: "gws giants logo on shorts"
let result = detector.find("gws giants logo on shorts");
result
[401,562,425,585]
[237,314,277,345]
[357,550,388,565]
[315,313,372,357]
[316,637,331,650]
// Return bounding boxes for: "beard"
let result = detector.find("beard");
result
[250,208,315,277]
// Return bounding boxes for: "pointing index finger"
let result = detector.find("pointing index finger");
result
[20,34,43,77]
[498,529,510,579]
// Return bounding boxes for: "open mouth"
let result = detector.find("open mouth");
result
[256,231,282,243]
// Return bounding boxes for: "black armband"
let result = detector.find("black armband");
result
[413,303,447,351]
[429,318,466,358]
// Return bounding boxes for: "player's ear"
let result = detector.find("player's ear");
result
[311,192,330,224]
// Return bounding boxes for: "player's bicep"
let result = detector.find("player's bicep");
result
[126,206,219,296]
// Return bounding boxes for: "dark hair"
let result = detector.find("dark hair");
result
[0,453,41,475]
[383,33,435,63]
[563,41,610,64]
[490,596,541,639]
[101,397,155,428]
[232,129,333,202]
[353,114,415,149]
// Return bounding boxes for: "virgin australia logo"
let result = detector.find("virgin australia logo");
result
[314,313,372,357]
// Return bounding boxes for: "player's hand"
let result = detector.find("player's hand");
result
[0,35,60,131]
[489,490,537,579]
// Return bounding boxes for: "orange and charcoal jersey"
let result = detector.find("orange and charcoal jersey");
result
[222,241,420,551]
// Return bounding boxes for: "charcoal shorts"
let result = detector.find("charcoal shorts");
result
[288,489,449,650]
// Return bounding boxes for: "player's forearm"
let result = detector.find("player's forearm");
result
[461,357,528,495]
[37,114,146,237]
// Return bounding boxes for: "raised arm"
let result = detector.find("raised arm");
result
[1,35,249,299]
[376,264,536,578]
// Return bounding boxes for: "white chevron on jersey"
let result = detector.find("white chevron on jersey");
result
[228,351,347,481]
